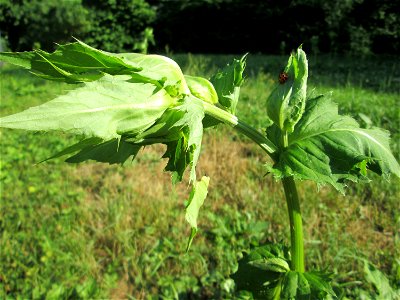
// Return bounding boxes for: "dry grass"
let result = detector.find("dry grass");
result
[45,129,398,298]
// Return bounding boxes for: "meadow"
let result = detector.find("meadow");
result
[0,53,399,299]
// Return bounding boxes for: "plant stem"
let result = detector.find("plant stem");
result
[202,102,277,156]
[282,177,305,272]
[204,102,305,271]
[282,132,305,272]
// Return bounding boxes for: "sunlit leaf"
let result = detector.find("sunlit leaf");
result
[0,75,175,141]
[0,40,142,83]
[267,96,400,192]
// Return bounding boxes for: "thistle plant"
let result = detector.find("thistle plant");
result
[1,41,399,299]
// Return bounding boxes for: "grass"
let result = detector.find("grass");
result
[0,53,399,299]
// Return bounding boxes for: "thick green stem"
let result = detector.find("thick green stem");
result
[202,102,277,156]
[282,177,305,272]
[282,132,305,272]
[204,102,305,271]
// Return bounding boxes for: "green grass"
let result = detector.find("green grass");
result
[1,54,399,299]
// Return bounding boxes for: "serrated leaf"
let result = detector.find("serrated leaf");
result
[0,75,175,141]
[267,47,308,133]
[185,176,209,251]
[0,40,142,83]
[65,139,141,164]
[268,96,400,192]
[162,95,205,183]
[210,54,247,114]
[0,40,190,95]
[41,137,103,162]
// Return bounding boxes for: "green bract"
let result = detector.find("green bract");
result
[267,48,307,134]
[184,75,218,104]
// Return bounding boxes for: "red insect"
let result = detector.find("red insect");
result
[278,72,289,84]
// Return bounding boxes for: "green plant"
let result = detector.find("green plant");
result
[0,41,399,299]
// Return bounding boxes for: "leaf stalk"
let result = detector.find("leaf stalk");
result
[202,102,277,156]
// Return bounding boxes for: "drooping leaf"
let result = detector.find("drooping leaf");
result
[41,137,103,162]
[267,96,400,192]
[43,137,140,165]
[210,53,247,114]
[65,139,141,164]
[267,47,308,133]
[162,95,205,183]
[163,130,192,184]
[185,176,210,251]
[0,75,176,141]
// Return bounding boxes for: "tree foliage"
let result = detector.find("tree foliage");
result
[0,0,398,54]
[0,0,90,51]
[82,0,156,53]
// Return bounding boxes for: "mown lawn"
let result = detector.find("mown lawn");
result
[0,53,399,299]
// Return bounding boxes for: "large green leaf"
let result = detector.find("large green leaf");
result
[0,74,175,141]
[267,96,400,192]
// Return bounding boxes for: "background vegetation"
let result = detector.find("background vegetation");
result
[0,0,399,55]
[1,53,399,299]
